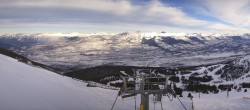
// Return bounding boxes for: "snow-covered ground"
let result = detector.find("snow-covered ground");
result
[192,91,250,110]
[0,53,250,110]
[0,54,191,110]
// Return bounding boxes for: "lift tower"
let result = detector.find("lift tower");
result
[120,69,172,110]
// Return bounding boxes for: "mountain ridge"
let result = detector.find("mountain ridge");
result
[1,32,250,72]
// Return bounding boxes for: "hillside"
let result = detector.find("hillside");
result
[0,53,123,110]
[0,53,250,110]
[0,47,60,73]
[65,54,250,93]
[0,53,192,110]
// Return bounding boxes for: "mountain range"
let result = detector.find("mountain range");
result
[1,32,250,72]
[1,32,250,94]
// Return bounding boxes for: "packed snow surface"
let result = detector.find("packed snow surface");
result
[192,92,250,110]
[0,54,250,110]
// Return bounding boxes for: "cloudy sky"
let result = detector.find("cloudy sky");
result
[1,0,250,33]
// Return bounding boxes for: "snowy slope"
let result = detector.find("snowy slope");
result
[1,53,250,110]
[0,54,193,110]
[0,54,119,110]
[192,91,250,110]
[68,54,250,90]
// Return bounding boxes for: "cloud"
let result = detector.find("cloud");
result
[0,0,137,16]
[198,0,250,27]
[0,20,209,33]
[0,0,248,33]
[137,1,208,27]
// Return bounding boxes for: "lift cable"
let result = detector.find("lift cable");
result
[111,88,123,110]
[166,93,173,101]
[110,92,119,110]
[176,96,188,110]
[134,95,137,110]
[160,99,164,110]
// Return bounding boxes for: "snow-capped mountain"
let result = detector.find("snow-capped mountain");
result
[1,32,250,72]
